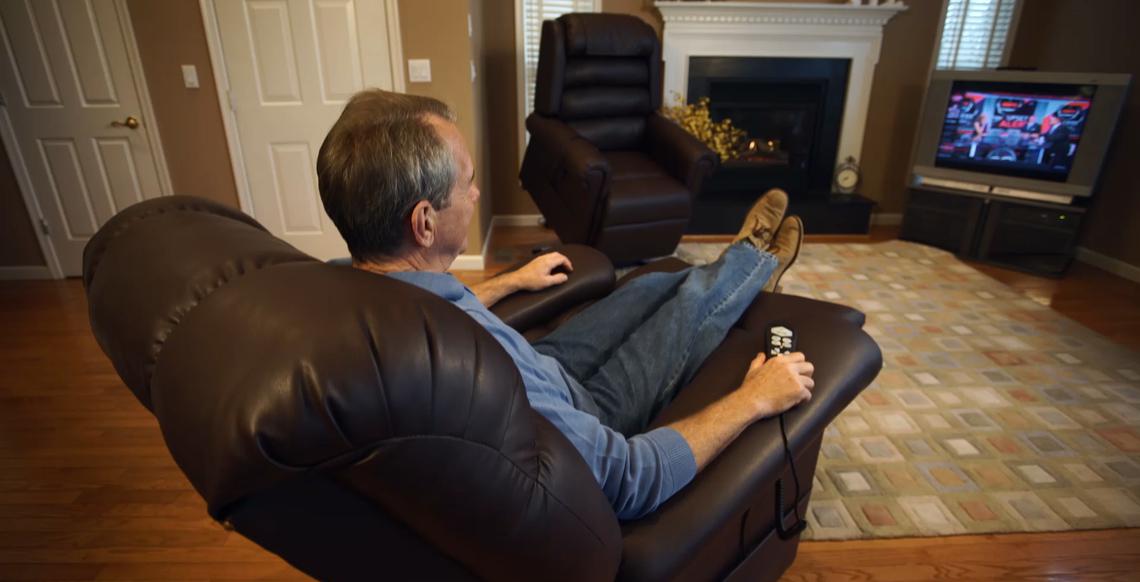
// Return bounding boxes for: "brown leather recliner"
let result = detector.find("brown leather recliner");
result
[84,196,881,581]
[520,14,719,266]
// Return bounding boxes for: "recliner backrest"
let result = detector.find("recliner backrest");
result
[83,196,622,581]
[534,13,661,151]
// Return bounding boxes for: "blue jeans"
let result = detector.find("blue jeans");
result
[534,244,778,436]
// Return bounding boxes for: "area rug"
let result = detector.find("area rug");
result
[675,240,1140,540]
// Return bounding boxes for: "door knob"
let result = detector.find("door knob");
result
[111,116,140,129]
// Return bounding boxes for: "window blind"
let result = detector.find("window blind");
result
[936,0,1019,70]
[522,0,596,117]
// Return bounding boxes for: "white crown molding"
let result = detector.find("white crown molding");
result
[656,1,906,27]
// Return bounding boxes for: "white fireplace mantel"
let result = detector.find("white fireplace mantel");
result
[656,1,907,168]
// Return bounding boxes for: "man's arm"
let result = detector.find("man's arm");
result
[471,252,573,308]
[667,352,815,471]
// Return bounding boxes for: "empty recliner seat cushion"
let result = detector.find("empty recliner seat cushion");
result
[603,152,691,226]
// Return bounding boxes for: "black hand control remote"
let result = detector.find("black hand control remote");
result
[766,323,796,358]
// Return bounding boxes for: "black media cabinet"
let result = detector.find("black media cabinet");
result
[900,185,1087,277]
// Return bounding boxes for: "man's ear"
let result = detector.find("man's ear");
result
[409,200,435,249]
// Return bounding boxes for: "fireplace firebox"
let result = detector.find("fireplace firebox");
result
[684,56,874,234]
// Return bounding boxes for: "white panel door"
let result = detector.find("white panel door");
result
[0,0,166,276]
[213,0,397,260]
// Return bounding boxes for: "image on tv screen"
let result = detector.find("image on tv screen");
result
[934,81,1096,182]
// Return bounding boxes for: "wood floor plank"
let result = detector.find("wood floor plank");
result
[2,226,1138,581]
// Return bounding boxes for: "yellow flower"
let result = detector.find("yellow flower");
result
[661,92,746,162]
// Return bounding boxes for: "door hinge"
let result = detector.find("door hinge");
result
[0,90,6,107]
[39,218,49,236]
[226,90,236,112]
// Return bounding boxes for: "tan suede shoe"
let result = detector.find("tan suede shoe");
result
[763,215,804,293]
[732,188,788,250]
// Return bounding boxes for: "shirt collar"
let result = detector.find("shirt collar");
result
[385,270,468,302]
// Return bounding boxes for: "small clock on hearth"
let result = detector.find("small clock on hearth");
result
[834,156,861,194]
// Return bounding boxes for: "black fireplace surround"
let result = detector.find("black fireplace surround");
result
[685,56,872,234]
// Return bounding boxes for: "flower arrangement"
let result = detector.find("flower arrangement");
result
[661,93,747,162]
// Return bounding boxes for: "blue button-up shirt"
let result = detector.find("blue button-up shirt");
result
[387,271,697,519]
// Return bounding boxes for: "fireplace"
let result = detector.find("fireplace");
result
[690,56,850,195]
[656,0,907,234]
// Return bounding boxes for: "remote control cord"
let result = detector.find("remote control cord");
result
[779,412,804,524]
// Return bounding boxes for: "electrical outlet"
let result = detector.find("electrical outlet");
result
[181,65,199,89]
[408,59,431,83]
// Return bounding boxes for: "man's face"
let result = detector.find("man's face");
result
[427,116,479,261]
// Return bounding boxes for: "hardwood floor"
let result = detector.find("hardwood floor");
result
[1,226,1137,581]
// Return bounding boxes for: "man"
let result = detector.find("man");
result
[318,90,815,519]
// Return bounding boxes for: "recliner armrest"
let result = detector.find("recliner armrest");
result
[620,293,883,580]
[490,244,616,333]
[526,115,611,203]
[645,113,719,195]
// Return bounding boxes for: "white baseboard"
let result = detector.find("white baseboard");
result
[450,221,495,271]
[1075,246,1140,283]
[0,265,53,280]
[870,212,902,226]
[450,254,485,270]
[492,214,544,227]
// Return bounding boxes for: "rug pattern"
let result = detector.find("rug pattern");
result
[675,240,1140,540]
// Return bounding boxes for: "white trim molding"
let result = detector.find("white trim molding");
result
[0,108,64,279]
[1075,247,1140,284]
[199,0,254,214]
[450,220,495,271]
[0,266,53,281]
[656,1,907,167]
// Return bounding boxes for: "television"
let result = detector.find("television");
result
[911,70,1131,204]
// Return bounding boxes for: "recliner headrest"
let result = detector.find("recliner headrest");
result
[560,13,656,57]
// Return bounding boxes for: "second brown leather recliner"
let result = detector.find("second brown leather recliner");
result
[520,13,718,265]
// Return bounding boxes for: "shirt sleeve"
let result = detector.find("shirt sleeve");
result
[527,390,698,520]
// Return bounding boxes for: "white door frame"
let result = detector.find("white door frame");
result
[0,0,173,280]
[198,0,407,216]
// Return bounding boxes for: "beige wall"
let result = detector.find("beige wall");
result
[857,0,943,214]
[1009,0,1140,267]
[0,0,237,269]
[399,0,489,253]
[470,0,493,251]
[485,0,535,215]
[0,139,44,267]
[127,0,239,209]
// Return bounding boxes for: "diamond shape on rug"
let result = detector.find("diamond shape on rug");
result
[676,240,1140,540]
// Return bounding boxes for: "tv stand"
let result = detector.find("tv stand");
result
[900,185,1087,277]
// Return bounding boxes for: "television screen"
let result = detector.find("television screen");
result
[934,81,1096,182]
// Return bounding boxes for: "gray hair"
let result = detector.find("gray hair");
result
[317,89,458,261]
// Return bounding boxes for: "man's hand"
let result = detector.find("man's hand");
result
[739,352,815,418]
[666,351,815,471]
[471,252,573,308]
[511,252,573,292]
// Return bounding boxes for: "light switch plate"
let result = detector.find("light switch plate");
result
[408,59,431,83]
[181,64,199,89]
